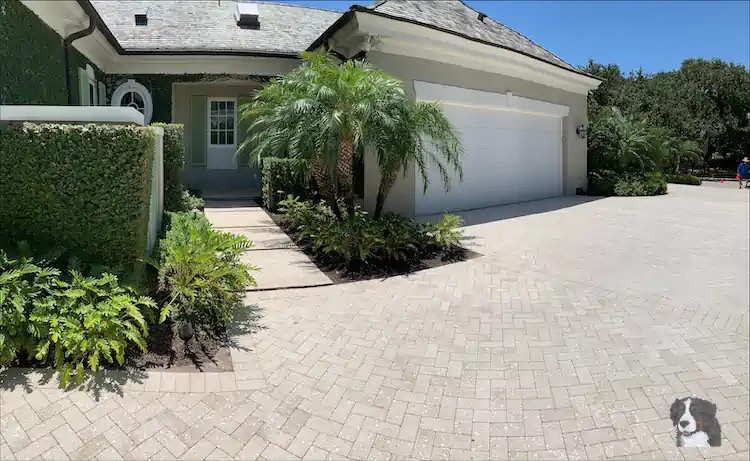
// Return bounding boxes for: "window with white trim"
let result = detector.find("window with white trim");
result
[209,99,236,145]
[111,79,153,124]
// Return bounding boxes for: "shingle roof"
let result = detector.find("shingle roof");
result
[88,0,581,76]
[89,0,341,55]
[359,0,577,71]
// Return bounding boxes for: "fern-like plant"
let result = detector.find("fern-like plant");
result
[152,212,257,331]
[30,271,158,387]
[0,249,59,365]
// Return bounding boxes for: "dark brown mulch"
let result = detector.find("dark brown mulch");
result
[265,210,482,285]
[126,321,233,372]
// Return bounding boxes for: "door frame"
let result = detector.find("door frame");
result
[206,97,238,170]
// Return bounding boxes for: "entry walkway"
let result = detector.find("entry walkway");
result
[203,200,332,291]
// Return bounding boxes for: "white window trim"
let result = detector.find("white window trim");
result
[207,97,237,147]
[111,79,153,124]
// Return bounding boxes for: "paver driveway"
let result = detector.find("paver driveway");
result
[1,184,748,460]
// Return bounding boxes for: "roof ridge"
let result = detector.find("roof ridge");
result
[455,0,572,68]
[252,1,342,14]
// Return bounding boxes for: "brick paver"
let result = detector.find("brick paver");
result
[1,185,748,460]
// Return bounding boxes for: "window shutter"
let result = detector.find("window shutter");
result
[77,68,90,106]
[189,95,207,166]
[236,95,253,167]
[98,82,107,106]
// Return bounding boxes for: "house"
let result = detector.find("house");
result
[3,0,600,216]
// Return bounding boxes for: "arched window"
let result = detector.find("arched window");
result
[111,79,153,124]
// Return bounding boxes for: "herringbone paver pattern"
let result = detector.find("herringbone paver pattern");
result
[2,185,748,460]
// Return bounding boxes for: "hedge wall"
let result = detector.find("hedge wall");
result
[152,123,185,211]
[0,0,103,105]
[261,158,310,211]
[0,124,155,271]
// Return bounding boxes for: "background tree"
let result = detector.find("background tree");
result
[582,58,750,171]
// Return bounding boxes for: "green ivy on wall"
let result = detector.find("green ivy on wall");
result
[0,0,103,105]
[105,74,272,123]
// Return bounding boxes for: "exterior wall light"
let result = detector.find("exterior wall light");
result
[576,124,588,139]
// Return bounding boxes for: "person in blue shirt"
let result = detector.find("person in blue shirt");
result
[738,157,750,189]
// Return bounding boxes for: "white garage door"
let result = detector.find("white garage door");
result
[414,82,569,216]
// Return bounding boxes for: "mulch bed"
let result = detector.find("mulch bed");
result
[265,210,482,285]
[126,321,233,372]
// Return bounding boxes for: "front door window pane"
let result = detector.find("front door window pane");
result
[209,99,235,146]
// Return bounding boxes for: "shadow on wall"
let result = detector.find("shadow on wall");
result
[418,195,605,227]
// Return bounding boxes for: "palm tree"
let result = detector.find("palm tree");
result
[589,107,653,173]
[373,101,463,218]
[238,51,463,218]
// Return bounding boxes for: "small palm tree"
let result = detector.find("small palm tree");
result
[589,107,654,173]
[239,51,463,218]
[374,101,463,218]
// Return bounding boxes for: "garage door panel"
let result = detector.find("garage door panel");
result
[415,87,565,216]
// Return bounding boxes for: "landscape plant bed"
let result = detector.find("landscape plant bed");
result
[266,209,481,284]
[126,321,233,372]
[10,323,233,374]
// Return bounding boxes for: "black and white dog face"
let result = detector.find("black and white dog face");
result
[670,397,721,447]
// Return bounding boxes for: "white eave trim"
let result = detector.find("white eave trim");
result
[20,0,117,71]
[355,12,601,95]
[107,55,300,76]
[414,81,570,117]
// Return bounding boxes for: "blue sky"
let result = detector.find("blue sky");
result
[268,0,750,74]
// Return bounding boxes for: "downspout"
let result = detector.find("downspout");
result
[63,12,97,104]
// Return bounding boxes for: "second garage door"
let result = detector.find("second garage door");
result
[414,82,569,216]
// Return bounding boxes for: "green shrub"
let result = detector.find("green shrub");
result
[152,212,258,331]
[422,214,465,255]
[0,245,160,387]
[614,172,667,196]
[31,270,157,387]
[0,249,60,365]
[312,211,384,266]
[152,123,185,212]
[589,170,667,196]
[0,123,155,274]
[376,213,425,263]
[261,158,310,211]
[181,190,205,211]
[277,197,465,269]
[278,195,333,239]
[664,174,702,186]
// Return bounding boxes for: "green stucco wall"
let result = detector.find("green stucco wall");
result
[0,0,103,105]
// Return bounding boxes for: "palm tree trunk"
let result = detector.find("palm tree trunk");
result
[311,156,340,218]
[374,173,396,219]
[338,136,355,216]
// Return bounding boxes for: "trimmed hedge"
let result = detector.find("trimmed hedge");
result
[665,174,702,186]
[261,158,310,211]
[152,123,185,211]
[588,170,668,196]
[0,123,155,271]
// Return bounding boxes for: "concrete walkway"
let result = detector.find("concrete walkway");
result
[203,200,332,291]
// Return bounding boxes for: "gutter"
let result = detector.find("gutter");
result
[63,10,97,105]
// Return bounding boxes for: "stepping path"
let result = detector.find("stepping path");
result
[203,200,332,291]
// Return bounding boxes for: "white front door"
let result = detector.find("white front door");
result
[207,98,237,170]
